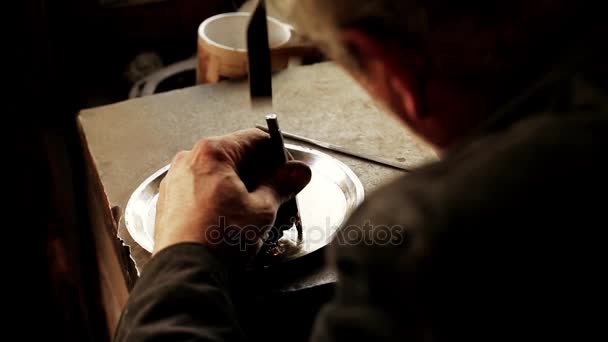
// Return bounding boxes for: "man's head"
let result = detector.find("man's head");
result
[273,0,596,148]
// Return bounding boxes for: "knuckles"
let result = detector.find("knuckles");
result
[194,138,230,161]
[172,150,189,164]
[255,192,280,219]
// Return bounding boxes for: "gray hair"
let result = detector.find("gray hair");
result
[269,0,428,70]
[269,0,599,88]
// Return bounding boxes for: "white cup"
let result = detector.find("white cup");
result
[197,12,292,84]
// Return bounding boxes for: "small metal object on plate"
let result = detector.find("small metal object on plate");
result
[125,144,365,266]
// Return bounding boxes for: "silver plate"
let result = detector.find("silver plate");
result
[125,144,365,265]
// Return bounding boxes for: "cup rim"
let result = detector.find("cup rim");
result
[198,12,291,53]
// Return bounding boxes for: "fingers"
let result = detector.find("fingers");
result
[229,128,270,147]
[189,129,271,170]
[186,129,302,191]
[253,161,312,207]
[212,128,270,160]
[226,129,274,170]
[171,150,190,165]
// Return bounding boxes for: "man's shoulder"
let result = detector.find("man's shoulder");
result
[335,112,608,255]
[328,112,608,309]
[396,112,604,190]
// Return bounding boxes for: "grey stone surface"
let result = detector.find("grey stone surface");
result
[79,62,437,287]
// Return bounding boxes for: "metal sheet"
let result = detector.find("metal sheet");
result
[125,144,365,266]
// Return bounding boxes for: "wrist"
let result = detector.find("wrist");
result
[147,242,234,279]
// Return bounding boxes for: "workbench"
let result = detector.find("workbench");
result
[78,62,437,299]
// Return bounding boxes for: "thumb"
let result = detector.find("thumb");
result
[255,161,312,206]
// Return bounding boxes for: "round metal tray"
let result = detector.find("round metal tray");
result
[125,144,364,265]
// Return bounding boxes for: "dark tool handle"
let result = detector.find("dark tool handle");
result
[247,0,273,101]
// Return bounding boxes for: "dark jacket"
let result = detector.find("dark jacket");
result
[114,63,608,341]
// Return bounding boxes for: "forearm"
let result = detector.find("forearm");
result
[114,243,246,342]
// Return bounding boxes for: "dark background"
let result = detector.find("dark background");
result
[13,1,246,340]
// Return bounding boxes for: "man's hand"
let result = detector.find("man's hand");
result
[153,129,312,264]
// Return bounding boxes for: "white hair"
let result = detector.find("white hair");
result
[268,0,427,69]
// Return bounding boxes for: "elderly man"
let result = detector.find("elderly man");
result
[115,1,606,341]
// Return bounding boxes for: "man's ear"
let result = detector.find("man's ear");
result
[340,29,426,119]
